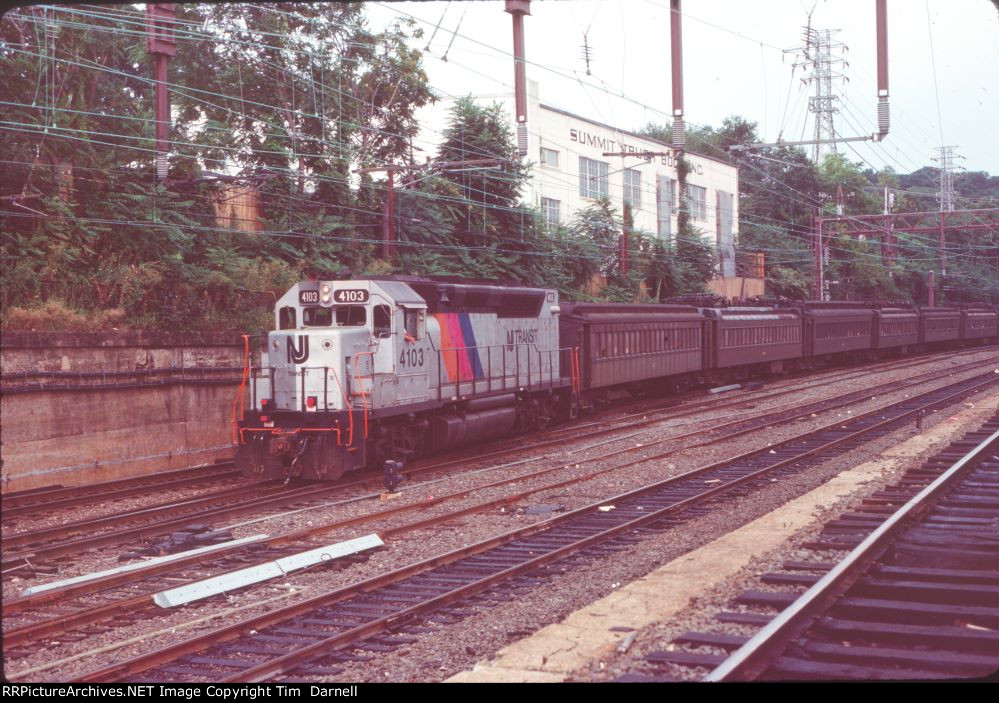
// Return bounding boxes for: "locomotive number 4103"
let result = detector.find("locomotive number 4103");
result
[334,289,369,303]
[399,348,425,367]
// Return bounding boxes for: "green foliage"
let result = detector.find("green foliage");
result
[0,4,431,330]
[569,199,620,278]
[3,2,995,332]
[646,115,998,304]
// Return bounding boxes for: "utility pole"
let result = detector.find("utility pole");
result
[505,1,531,157]
[813,209,825,301]
[669,0,685,151]
[146,4,177,181]
[882,186,895,266]
[934,146,960,213]
[355,159,508,262]
[933,145,963,277]
[730,1,889,156]
[621,202,632,275]
[875,0,890,139]
[787,25,848,163]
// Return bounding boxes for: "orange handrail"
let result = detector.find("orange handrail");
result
[231,334,250,445]
[353,351,376,439]
[326,366,355,447]
[570,346,581,394]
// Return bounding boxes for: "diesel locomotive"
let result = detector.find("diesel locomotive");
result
[234,276,997,482]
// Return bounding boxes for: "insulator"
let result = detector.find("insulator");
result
[156,153,169,180]
[517,122,528,157]
[672,117,685,149]
[877,98,890,134]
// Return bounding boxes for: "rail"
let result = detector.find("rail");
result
[704,424,999,682]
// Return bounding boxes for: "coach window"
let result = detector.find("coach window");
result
[374,305,391,338]
[279,306,297,330]
[335,306,366,327]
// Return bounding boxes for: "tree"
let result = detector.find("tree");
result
[1,4,434,329]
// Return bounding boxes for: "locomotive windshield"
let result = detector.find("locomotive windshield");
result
[301,306,367,327]
[335,306,366,326]
[303,307,333,326]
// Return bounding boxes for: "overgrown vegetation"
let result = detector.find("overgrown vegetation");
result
[642,116,999,304]
[2,6,996,333]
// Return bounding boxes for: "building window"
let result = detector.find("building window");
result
[541,197,561,227]
[669,179,678,208]
[623,169,641,208]
[579,157,609,199]
[685,184,707,220]
[540,147,559,168]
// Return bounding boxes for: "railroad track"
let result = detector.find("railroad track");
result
[0,480,355,572]
[4,359,996,660]
[8,352,989,577]
[630,412,999,681]
[56,370,995,683]
[405,346,999,476]
[0,462,242,519]
[5,349,992,565]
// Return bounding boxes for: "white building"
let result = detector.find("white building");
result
[422,81,741,277]
[523,82,739,277]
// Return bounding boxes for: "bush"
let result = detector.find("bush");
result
[2,300,128,331]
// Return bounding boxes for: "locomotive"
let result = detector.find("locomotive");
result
[235,276,998,482]
[236,277,574,481]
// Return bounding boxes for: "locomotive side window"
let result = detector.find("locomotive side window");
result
[279,306,297,330]
[335,306,366,327]
[303,307,333,327]
[374,305,391,338]
[404,309,420,340]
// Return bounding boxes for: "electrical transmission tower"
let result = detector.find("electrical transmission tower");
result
[788,26,849,163]
[932,146,962,212]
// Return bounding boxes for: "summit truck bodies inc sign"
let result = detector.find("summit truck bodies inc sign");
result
[568,127,704,174]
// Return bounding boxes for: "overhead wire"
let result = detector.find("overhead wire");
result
[3,3,994,284]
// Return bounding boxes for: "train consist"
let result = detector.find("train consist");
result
[235,277,997,482]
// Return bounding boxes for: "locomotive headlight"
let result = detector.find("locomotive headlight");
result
[320,284,332,304]
[321,284,331,294]
[321,293,332,303]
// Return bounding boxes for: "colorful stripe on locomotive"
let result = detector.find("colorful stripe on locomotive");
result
[434,312,485,382]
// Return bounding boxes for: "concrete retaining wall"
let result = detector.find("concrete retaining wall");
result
[1,331,253,493]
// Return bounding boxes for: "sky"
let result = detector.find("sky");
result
[364,0,999,174]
